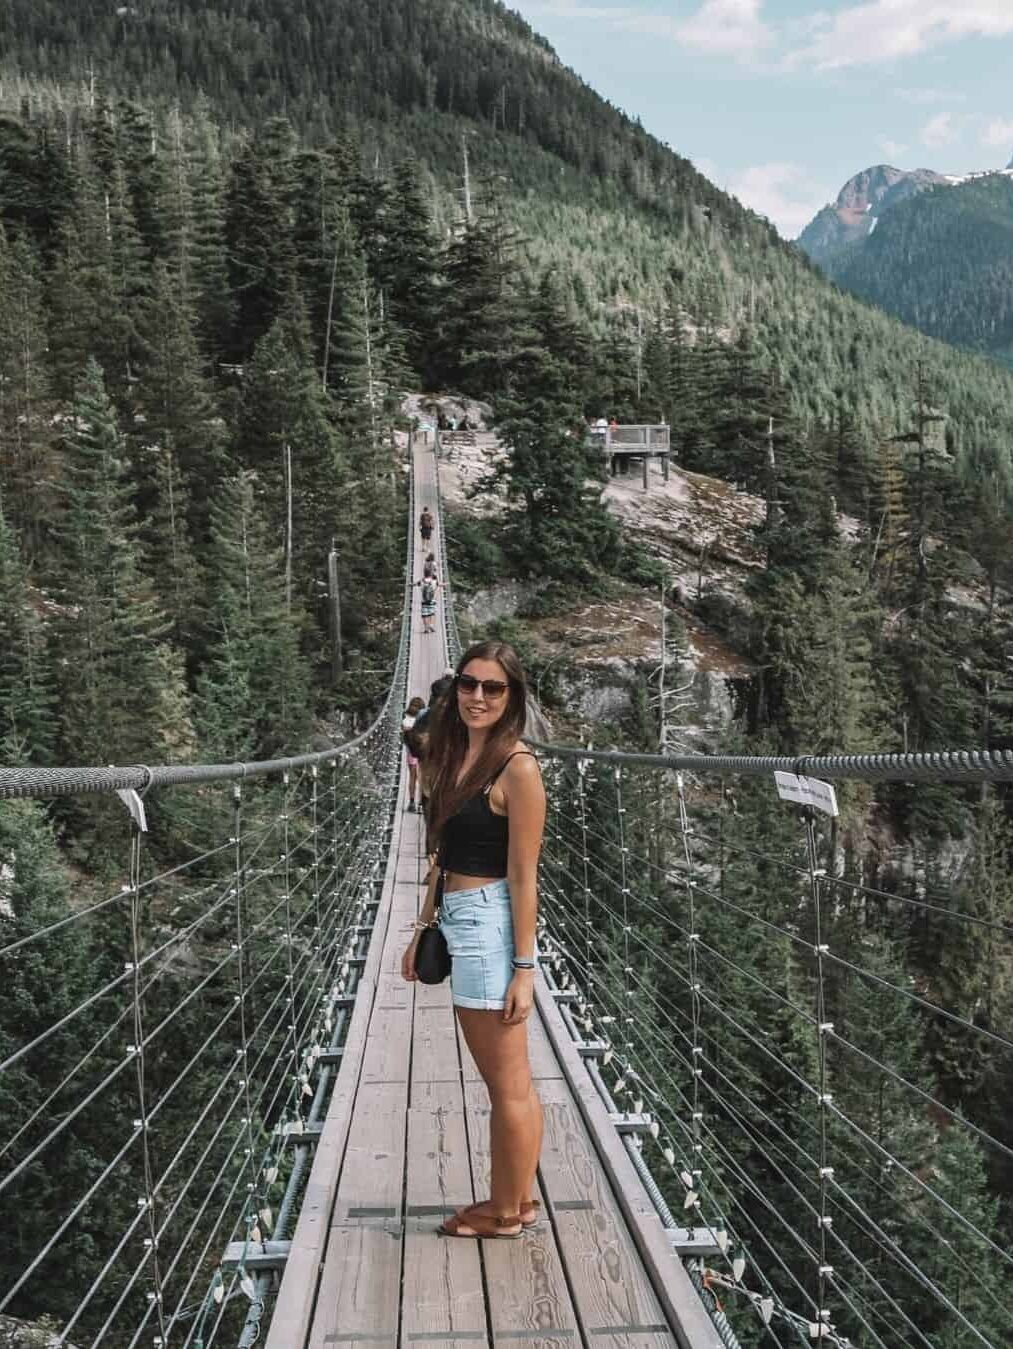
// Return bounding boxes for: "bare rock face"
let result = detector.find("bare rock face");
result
[0,1317,78,1349]
[463,581,543,627]
[797,164,947,262]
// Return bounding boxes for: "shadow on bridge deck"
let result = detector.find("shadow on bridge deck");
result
[265,446,719,1349]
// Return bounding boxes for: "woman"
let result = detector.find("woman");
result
[402,696,426,812]
[401,641,546,1240]
[416,572,439,635]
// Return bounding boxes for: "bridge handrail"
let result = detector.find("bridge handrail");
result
[0,457,416,803]
[433,428,463,664]
[525,740,1013,783]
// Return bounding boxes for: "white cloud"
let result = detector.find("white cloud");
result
[673,0,772,57]
[879,138,908,160]
[524,0,772,60]
[727,162,830,239]
[793,0,1013,71]
[920,112,957,149]
[981,118,1013,149]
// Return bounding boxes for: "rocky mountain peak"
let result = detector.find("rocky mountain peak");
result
[797,163,947,263]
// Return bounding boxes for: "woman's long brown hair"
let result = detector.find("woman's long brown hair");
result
[426,640,529,853]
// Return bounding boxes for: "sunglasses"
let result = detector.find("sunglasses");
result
[456,674,510,700]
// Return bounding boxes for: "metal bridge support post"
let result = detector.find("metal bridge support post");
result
[311,765,321,941]
[127,817,168,1346]
[614,767,636,1104]
[801,803,834,1342]
[281,772,299,1117]
[676,773,705,1199]
[232,780,267,1323]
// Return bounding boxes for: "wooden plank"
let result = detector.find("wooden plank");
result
[533,978,725,1349]
[532,1088,677,1344]
[308,1224,401,1349]
[360,1005,411,1085]
[411,1002,461,1087]
[463,1082,578,1343]
[330,1081,407,1223]
[375,972,412,1010]
[402,1080,487,1345]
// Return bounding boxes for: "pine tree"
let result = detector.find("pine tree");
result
[320,213,375,422]
[199,471,311,758]
[237,305,345,611]
[147,446,202,651]
[51,359,193,769]
[0,228,55,560]
[482,275,619,582]
[439,207,528,399]
[711,328,777,490]
[382,158,442,384]
[0,509,52,762]
[46,175,131,403]
[187,109,234,358]
[134,259,226,535]
[225,120,298,358]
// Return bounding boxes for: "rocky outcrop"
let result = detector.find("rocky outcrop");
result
[0,1317,78,1349]
[462,581,544,627]
[797,164,947,262]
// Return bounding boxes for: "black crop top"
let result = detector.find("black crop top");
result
[438,752,535,877]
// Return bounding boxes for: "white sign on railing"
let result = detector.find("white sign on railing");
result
[773,772,839,818]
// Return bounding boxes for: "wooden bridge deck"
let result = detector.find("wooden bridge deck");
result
[265,446,722,1349]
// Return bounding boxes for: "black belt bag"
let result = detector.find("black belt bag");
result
[415,867,451,984]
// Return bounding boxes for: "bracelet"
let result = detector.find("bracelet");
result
[412,919,434,931]
[511,957,536,970]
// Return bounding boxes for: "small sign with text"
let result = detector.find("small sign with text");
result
[773,772,839,819]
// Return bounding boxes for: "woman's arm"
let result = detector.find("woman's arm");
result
[503,753,546,1024]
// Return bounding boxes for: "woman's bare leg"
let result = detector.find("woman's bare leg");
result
[454,1007,541,1226]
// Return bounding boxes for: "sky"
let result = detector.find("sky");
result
[510,0,1013,238]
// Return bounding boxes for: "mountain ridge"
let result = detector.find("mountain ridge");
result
[5,1,1013,444]
[799,161,1013,364]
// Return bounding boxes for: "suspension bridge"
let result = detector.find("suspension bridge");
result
[2,439,1013,1348]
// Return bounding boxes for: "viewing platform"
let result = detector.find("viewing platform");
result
[590,424,672,490]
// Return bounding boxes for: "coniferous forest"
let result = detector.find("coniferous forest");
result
[1,1,1013,1345]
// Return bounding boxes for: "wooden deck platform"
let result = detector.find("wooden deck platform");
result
[264,445,722,1349]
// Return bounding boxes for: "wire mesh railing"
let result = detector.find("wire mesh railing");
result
[433,427,463,665]
[0,458,414,1346]
[533,751,1013,1349]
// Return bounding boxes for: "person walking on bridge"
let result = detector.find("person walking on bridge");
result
[419,506,434,548]
[402,641,546,1240]
[416,571,440,635]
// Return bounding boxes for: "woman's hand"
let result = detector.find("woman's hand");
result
[401,932,421,982]
[502,969,535,1025]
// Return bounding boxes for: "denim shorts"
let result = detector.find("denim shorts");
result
[439,879,538,1010]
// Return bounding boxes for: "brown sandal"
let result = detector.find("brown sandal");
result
[438,1204,524,1239]
[521,1199,541,1228]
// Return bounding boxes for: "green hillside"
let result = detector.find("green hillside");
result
[5,0,1013,448]
[827,173,1013,366]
